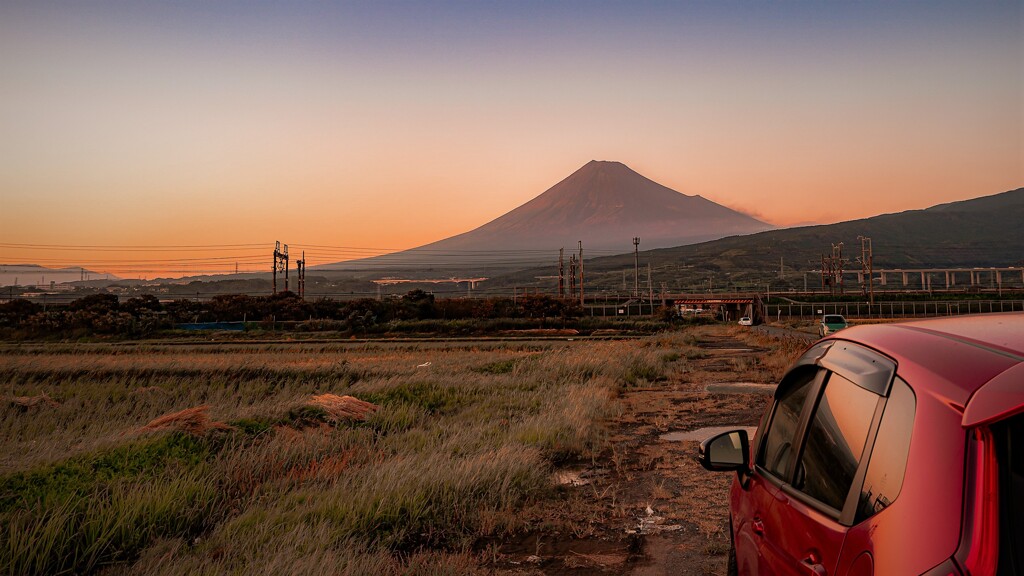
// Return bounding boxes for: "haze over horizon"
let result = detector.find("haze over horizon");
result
[1,1,1021,278]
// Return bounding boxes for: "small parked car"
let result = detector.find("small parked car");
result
[738,317,754,326]
[819,314,848,337]
[697,313,1024,575]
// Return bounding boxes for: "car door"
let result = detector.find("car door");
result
[738,365,822,575]
[768,369,885,576]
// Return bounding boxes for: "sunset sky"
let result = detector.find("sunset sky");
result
[1,1,1021,278]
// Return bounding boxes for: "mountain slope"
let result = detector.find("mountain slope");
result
[434,160,770,251]
[323,161,770,270]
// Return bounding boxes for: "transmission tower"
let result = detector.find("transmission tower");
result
[273,242,289,294]
[819,242,848,296]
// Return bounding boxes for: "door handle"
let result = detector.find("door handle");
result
[802,553,827,576]
[752,518,765,535]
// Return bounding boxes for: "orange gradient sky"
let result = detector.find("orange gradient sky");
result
[0,2,1021,278]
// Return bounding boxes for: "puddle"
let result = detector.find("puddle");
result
[705,382,775,395]
[660,426,757,443]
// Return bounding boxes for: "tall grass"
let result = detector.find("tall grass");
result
[1,337,656,574]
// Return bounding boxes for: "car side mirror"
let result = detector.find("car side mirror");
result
[697,430,750,473]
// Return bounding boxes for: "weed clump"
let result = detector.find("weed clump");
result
[141,405,234,435]
[7,393,60,410]
[308,394,379,422]
[622,353,665,386]
[473,359,517,375]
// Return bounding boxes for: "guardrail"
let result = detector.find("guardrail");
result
[766,300,1024,319]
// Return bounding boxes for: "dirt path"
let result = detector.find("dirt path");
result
[752,324,817,344]
[493,328,791,575]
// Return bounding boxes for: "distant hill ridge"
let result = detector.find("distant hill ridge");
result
[571,186,1024,281]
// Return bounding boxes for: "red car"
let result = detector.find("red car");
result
[698,314,1023,575]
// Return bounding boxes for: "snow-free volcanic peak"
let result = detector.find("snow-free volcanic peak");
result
[328,160,772,268]
[420,160,769,251]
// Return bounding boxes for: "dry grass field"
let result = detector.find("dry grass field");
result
[0,326,805,575]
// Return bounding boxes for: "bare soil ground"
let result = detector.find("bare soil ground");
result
[491,329,788,575]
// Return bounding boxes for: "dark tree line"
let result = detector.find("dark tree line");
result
[0,290,583,338]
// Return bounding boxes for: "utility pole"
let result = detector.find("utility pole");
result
[558,248,565,298]
[633,237,640,298]
[578,240,584,306]
[858,236,874,306]
[283,244,289,292]
[821,254,827,294]
[647,263,653,305]
[296,251,306,299]
[273,241,282,294]
[569,254,577,298]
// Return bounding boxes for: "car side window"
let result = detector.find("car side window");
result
[855,378,915,522]
[757,367,818,479]
[793,372,881,511]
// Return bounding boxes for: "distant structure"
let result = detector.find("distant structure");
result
[273,241,289,294]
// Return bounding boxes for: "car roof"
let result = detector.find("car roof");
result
[896,313,1024,356]
[825,313,1023,412]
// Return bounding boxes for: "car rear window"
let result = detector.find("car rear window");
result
[996,414,1024,575]
[824,315,845,323]
[793,371,880,511]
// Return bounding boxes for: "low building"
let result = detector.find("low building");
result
[672,295,765,324]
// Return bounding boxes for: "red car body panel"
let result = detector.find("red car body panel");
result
[834,387,966,575]
[836,323,1018,404]
[896,314,1024,358]
[766,488,846,575]
[724,313,1024,575]
[963,362,1024,427]
[731,473,786,575]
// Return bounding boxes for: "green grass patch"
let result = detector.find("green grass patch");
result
[472,359,517,375]
[364,381,468,415]
[622,357,666,386]
[0,433,222,575]
[0,433,213,510]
